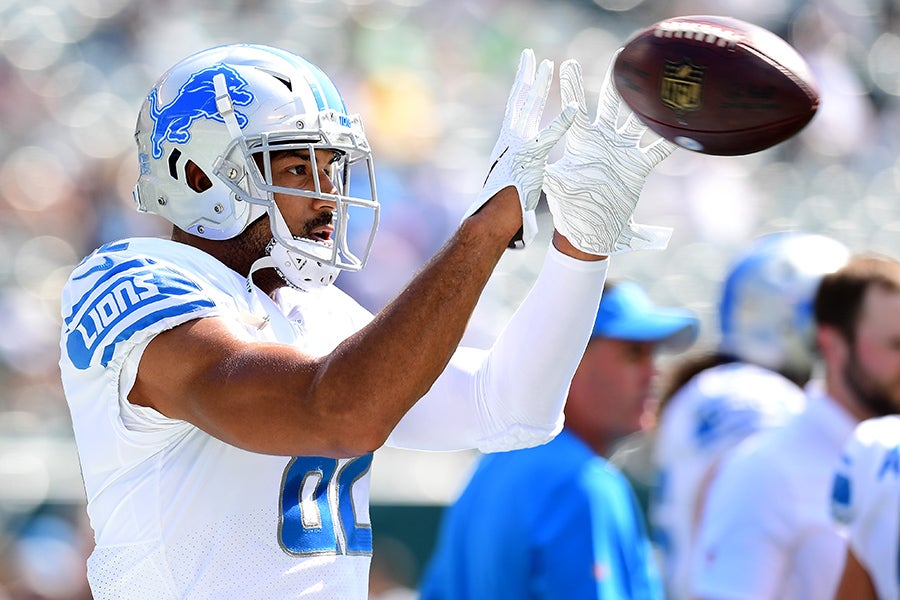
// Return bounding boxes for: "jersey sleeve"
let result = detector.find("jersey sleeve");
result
[689,366,805,454]
[830,416,900,600]
[60,241,223,372]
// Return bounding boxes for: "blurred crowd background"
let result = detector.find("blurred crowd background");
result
[1,0,899,597]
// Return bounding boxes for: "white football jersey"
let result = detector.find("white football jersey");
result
[692,386,856,600]
[59,238,377,599]
[832,415,900,600]
[650,362,805,600]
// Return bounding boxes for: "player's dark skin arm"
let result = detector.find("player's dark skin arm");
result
[131,182,604,458]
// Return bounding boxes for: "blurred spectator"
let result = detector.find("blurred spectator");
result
[420,280,698,599]
[691,253,900,600]
[649,231,849,600]
[0,510,93,600]
[369,536,419,600]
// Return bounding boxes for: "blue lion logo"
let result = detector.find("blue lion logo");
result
[148,64,255,159]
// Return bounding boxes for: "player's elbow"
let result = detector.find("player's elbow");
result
[330,405,398,455]
[302,392,398,457]
[335,432,388,457]
[304,367,427,456]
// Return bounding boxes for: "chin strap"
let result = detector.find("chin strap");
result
[246,255,276,294]
[237,255,275,330]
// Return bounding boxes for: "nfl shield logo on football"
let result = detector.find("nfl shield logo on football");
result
[661,58,706,112]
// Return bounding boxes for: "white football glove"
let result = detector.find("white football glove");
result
[463,49,577,248]
[543,52,678,255]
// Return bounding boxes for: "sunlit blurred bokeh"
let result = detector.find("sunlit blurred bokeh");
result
[1,0,898,595]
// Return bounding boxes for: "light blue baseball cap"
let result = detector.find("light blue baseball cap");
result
[591,281,700,351]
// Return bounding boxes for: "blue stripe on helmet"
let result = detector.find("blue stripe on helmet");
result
[258,45,348,113]
[301,58,348,113]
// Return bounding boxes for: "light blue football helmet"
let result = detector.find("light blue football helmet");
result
[132,44,379,290]
[718,231,850,380]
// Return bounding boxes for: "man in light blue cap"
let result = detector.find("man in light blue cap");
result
[420,280,699,600]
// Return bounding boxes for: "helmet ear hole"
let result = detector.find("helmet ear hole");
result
[185,160,213,193]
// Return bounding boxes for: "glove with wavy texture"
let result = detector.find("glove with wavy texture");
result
[543,52,678,255]
[463,49,577,248]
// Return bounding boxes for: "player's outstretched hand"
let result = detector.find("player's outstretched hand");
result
[463,49,577,248]
[543,52,678,256]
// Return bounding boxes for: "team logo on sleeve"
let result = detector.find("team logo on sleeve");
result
[830,453,854,525]
[879,445,900,480]
[147,64,254,159]
[63,258,215,370]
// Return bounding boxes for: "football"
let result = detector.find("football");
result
[612,15,819,156]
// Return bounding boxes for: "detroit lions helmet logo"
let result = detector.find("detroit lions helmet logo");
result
[148,64,255,159]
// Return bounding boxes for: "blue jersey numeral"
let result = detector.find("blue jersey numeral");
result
[278,455,373,556]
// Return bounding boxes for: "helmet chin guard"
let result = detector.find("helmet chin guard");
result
[257,238,340,292]
[133,44,379,288]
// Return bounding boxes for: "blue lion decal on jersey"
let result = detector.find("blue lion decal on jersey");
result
[147,63,254,159]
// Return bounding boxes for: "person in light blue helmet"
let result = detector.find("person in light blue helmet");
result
[650,231,850,600]
[419,280,699,600]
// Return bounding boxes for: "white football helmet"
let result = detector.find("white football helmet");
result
[133,44,379,290]
[718,231,850,381]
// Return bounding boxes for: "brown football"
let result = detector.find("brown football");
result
[612,15,819,156]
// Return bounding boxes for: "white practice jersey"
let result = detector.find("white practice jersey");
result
[692,385,856,600]
[59,238,378,599]
[650,362,805,600]
[832,415,900,600]
[59,237,607,599]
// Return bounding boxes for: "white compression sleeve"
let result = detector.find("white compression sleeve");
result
[474,246,608,452]
[385,245,608,452]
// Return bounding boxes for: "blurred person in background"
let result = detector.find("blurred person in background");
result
[368,536,418,600]
[691,253,900,600]
[0,512,93,600]
[650,231,849,600]
[830,414,900,600]
[56,42,679,599]
[419,279,698,600]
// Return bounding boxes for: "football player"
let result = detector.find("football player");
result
[691,253,900,600]
[650,231,848,600]
[58,44,676,598]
